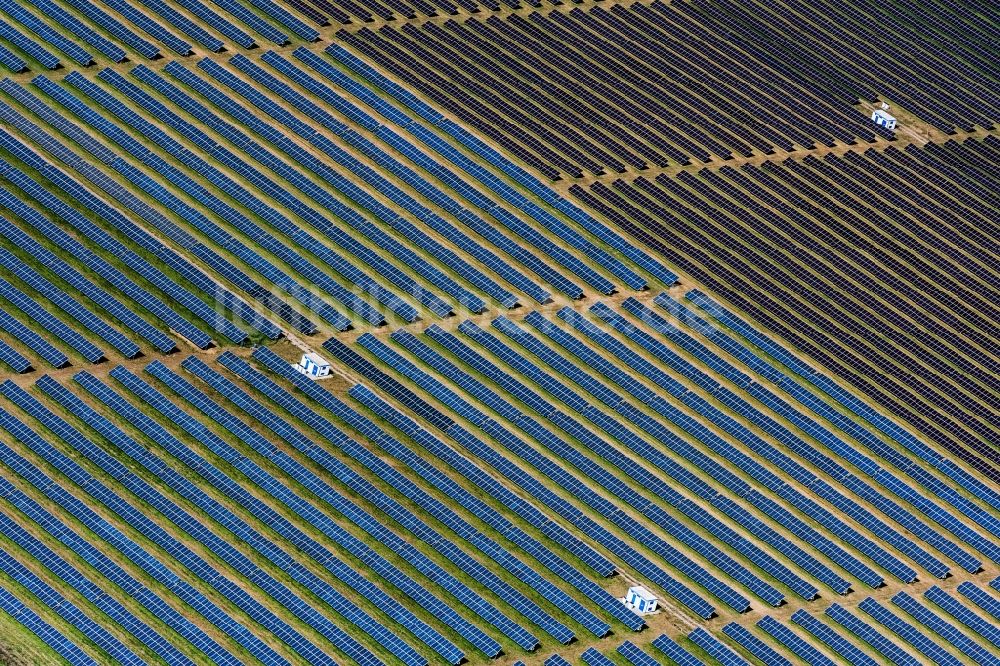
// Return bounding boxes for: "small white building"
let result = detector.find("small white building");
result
[294,352,331,379]
[624,586,658,615]
[871,108,897,130]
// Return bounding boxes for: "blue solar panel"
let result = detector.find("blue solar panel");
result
[0,302,70,368]
[573,303,942,582]
[925,585,1000,650]
[2,4,93,65]
[0,43,27,71]
[0,337,31,373]
[756,616,835,666]
[958,582,1000,624]
[370,329,732,614]
[684,289,1000,515]
[657,292,1000,552]
[792,609,877,666]
[77,368,410,666]
[892,591,995,665]
[590,301,975,576]
[26,0,124,60]
[0,98,282,340]
[826,603,920,666]
[0,17,59,68]
[226,349,544,652]
[0,132,255,344]
[0,584,97,666]
[722,623,790,666]
[581,647,616,666]
[95,0,193,53]
[649,635,704,666]
[150,360,472,664]
[0,393,255,666]
[0,183,202,349]
[0,248,138,358]
[0,548,145,665]
[436,322,794,605]
[324,44,679,285]
[14,375,333,666]
[859,597,961,666]
[688,628,750,666]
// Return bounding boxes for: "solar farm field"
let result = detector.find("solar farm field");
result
[0,0,997,664]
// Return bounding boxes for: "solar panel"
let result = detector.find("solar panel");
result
[214,351,542,653]
[722,623,790,666]
[792,609,877,666]
[958,582,1000,623]
[3,4,93,65]
[0,584,96,666]
[688,627,750,666]
[892,591,995,665]
[756,616,835,666]
[0,393,258,666]
[825,603,920,666]
[84,367,411,666]
[859,597,960,666]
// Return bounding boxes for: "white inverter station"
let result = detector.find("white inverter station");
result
[624,586,659,615]
[294,352,331,379]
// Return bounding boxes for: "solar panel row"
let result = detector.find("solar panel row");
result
[0,582,95,666]
[523,309,904,587]
[581,140,999,485]
[274,48,548,307]
[825,602,920,666]
[892,591,997,666]
[0,494,226,666]
[423,325,799,608]
[858,597,962,666]
[0,249,137,358]
[220,54,609,301]
[72,369,397,666]
[0,508,194,665]
[662,293,1000,540]
[232,349,581,649]
[321,44,678,288]
[0,100,283,341]
[687,627,749,666]
[0,396,254,666]
[0,209,176,355]
[3,79,342,334]
[683,289,1000,516]
[0,183,208,349]
[0,546,143,665]
[393,329,767,610]
[451,320,821,602]
[486,315,867,593]
[0,16,60,68]
[721,622,789,666]
[2,3,93,66]
[157,359,472,663]
[320,337,622,583]
[97,0,193,54]
[345,333,716,619]
[0,133,254,345]
[607,299,998,569]
[250,51,521,311]
[13,376,328,666]
[649,635,704,666]
[138,62,428,324]
[791,608,878,666]
[756,616,835,666]
[55,72,369,330]
[566,305,952,581]
[58,0,159,57]
[0,304,69,368]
